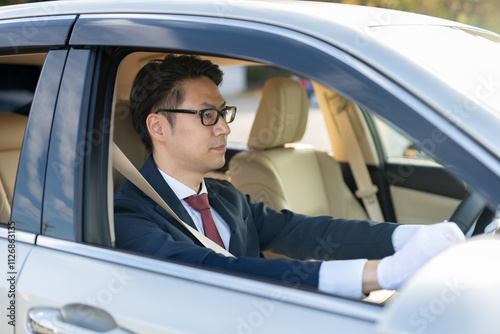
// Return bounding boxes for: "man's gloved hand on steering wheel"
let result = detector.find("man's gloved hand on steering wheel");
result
[485,216,500,235]
[376,207,499,291]
[465,208,500,238]
[377,222,465,290]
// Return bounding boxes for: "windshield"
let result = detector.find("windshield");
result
[372,25,500,116]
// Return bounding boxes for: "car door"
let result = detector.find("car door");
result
[0,14,75,334]
[9,10,387,334]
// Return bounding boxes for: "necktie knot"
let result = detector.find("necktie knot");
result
[184,193,210,212]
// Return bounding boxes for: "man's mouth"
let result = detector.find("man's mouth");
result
[212,143,227,151]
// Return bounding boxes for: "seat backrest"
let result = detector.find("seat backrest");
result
[228,78,367,220]
[0,112,28,223]
[112,100,148,191]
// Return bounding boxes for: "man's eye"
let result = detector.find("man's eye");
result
[203,110,216,119]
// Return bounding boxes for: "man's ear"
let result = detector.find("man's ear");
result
[146,113,164,140]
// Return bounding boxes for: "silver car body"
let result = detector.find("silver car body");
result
[0,1,499,333]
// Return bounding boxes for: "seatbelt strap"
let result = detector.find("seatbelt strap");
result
[112,142,235,257]
[334,100,385,222]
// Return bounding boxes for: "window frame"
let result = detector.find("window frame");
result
[71,11,500,239]
[4,14,76,234]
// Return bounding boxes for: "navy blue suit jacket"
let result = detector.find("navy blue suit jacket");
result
[114,155,398,289]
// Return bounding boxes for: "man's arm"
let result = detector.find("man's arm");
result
[114,195,325,288]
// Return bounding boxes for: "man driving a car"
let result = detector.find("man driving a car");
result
[114,54,472,299]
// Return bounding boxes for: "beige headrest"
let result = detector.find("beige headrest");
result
[113,100,148,189]
[0,112,27,151]
[247,77,309,150]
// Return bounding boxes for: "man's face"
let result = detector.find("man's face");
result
[161,76,231,176]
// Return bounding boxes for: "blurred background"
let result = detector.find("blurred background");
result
[332,0,500,33]
[1,0,499,33]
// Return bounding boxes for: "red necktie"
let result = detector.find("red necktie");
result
[184,193,225,249]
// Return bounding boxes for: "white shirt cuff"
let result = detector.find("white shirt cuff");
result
[392,224,423,252]
[318,259,367,299]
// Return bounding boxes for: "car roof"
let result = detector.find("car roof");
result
[0,0,474,44]
[0,0,456,22]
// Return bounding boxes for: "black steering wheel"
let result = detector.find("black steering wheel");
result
[449,192,495,236]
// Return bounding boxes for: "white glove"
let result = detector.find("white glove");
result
[377,222,465,290]
[485,217,500,234]
[465,208,500,238]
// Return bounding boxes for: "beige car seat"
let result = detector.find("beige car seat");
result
[0,112,28,223]
[228,77,368,220]
[112,100,149,191]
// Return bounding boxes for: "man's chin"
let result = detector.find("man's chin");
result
[205,159,225,175]
[215,158,226,170]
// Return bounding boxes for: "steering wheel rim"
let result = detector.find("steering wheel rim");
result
[449,192,488,235]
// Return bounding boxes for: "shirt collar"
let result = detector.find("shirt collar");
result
[157,168,207,200]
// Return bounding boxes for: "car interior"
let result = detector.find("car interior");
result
[0,53,44,225]
[0,111,28,223]
[228,77,368,220]
[109,51,462,229]
[110,53,368,244]
[0,50,464,235]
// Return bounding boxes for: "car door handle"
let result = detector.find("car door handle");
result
[27,304,135,334]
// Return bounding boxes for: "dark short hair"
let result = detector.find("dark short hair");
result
[129,54,224,152]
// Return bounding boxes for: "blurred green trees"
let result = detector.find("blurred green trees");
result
[0,0,31,4]
[0,0,46,4]
[329,0,500,33]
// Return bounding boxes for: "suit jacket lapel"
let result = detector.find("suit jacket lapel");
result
[206,182,247,256]
[139,155,197,230]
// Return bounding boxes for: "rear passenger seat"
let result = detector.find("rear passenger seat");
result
[0,112,28,223]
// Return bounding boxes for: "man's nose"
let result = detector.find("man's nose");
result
[214,117,231,136]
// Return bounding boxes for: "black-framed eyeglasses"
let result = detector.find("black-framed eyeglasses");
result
[155,106,237,126]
